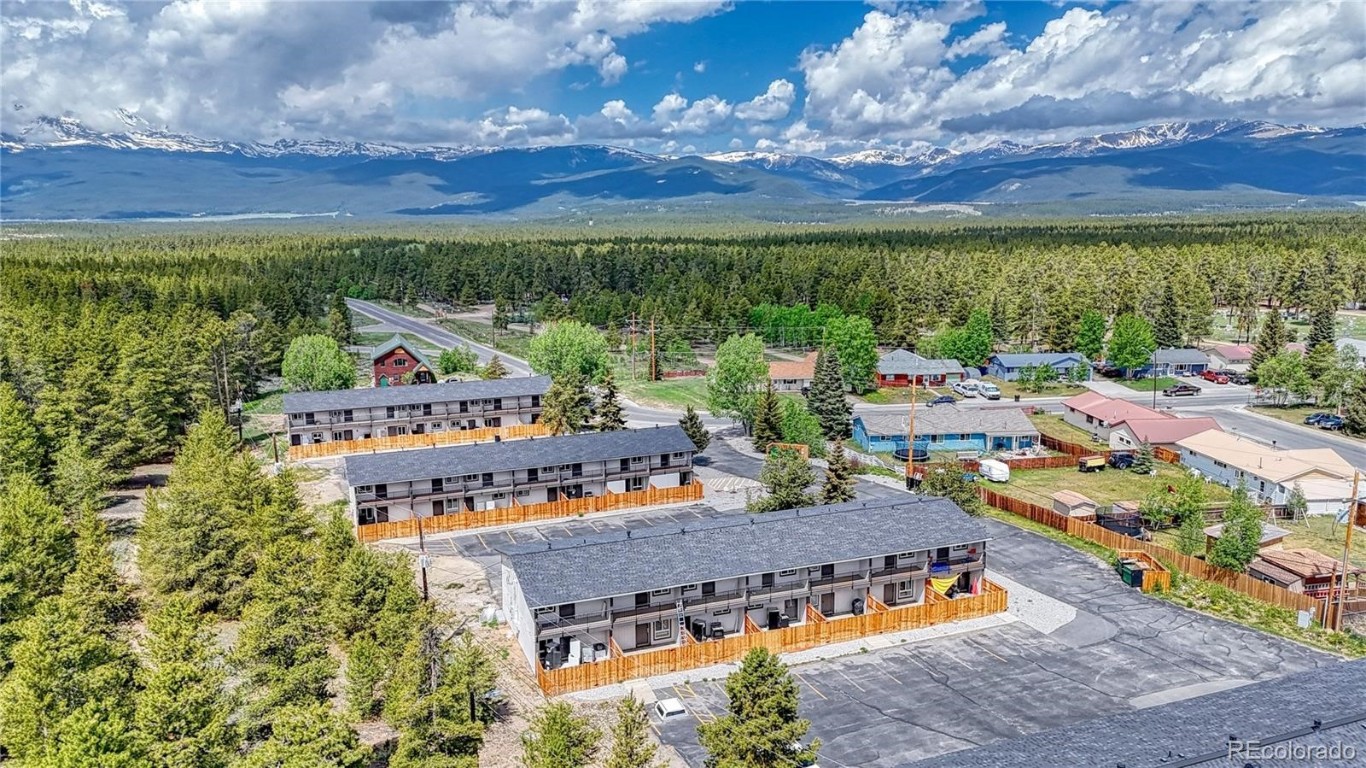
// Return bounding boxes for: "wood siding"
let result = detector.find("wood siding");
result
[289,423,550,460]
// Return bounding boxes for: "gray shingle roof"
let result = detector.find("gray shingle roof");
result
[877,349,968,377]
[343,425,696,487]
[500,497,990,607]
[988,353,1085,368]
[857,406,1039,438]
[903,659,1366,768]
[369,334,434,368]
[1154,348,1211,365]
[282,375,549,414]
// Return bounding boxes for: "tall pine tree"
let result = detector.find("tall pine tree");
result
[751,381,782,452]
[697,648,819,768]
[820,440,856,505]
[605,696,661,768]
[0,474,76,665]
[542,371,593,435]
[522,702,600,768]
[1153,283,1182,349]
[1306,294,1339,351]
[1250,309,1286,374]
[807,347,852,440]
[0,381,44,484]
[679,405,710,453]
[594,369,627,431]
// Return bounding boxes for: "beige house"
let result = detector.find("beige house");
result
[768,352,818,392]
[1176,429,1364,515]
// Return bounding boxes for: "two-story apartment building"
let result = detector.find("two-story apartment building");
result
[283,376,550,448]
[499,497,990,674]
[343,426,697,525]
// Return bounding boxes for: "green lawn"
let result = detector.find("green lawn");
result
[1027,414,1098,443]
[995,463,1230,507]
[1153,514,1366,570]
[437,318,535,361]
[1111,376,1178,393]
[373,299,434,318]
[618,377,711,411]
[857,387,943,405]
[1249,405,1343,428]
[982,376,1089,400]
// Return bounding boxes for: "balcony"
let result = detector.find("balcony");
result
[928,556,985,576]
[809,571,871,591]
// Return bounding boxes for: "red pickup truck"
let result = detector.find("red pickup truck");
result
[1199,369,1229,384]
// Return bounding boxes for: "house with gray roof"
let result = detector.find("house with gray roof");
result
[370,334,435,387]
[283,375,549,451]
[852,405,1039,455]
[1130,347,1211,377]
[986,352,1089,382]
[343,426,697,525]
[876,349,968,388]
[500,497,991,673]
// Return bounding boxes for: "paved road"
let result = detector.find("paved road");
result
[1200,408,1366,467]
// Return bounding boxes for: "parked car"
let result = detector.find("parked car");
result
[1318,415,1345,431]
[1107,452,1136,470]
[1078,455,1107,473]
[1162,383,1201,397]
[1199,369,1230,384]
[928,394,957,407]
[1304,412,1331,425]
[952,380,979,397]
[1229,372,1251,385]
[977,382,1002,400]
[655,698,687,720]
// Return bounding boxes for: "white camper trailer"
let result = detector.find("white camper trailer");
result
[978,459,1010,483]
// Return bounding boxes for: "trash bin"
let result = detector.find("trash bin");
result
[1014,394,1020,402]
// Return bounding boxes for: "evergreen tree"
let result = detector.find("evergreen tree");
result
[1153,283,1182,349]
[0,381,44,483]
[748,448,816,513]
[594,370,627,431]
[326,548,412,643]
[51,435,117,514]
[807,347,852,440]
[606,696,661,768]
[328,291,355,346]
[1344,371,1366,437]
[1208,485,1264,572]
[679,405,710,453]
[0,474,76,664]
[386,616,497,766]
[344,633,386,720]
[66,505,135,625]
[697,648,819,768]
[1076,307,1109,360]
[1250,309,1286,374]
[1285,483,1309,523]
[137,409,246,613]
[820,441,856,505]
[1306,295,1338,351]
[750,381,782,452]
[233,540,337,732]
[916,461,985,516]
[1175,508,1207,556]
[1304,340,1338,390]
[521,702,600,768]
[135,594,237,768]
[1130,442,1154,474]
[0,593,137,761]
[237,704,370,768]
[42,699,144,768]
[480,355,509,380]
[542,371,593,435]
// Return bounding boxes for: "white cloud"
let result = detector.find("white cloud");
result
[734,79,795,122]
[675,95,731,134]
[693,60,707,73]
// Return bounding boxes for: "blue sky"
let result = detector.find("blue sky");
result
[4,1,1362,156]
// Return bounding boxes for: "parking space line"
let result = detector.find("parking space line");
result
[588,521,603,532]
[795,673,828,700]
[475,533,488,552]
[835,669,866,693]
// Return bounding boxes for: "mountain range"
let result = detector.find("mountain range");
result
[2,116,1362,221]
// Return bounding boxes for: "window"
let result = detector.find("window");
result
[1214,460,1229,469]
[951,544,969,552]
[492,492,506,500]
[356,485,373,494]
[527,468,539,482]
[464,474,478,482]
[681,584,698,592]
[310,433,324,443]
[712,608,731,616]
[431,478,444,493]
[394,359,407,367]
[627,477,644,492]
[386,406,396,419]
[897,552,916,562]
[558,603,575,618]
[651,588,672,597]
[631,456,645,464]
[391,425,408,436]
[701,582,716,596]
[652,618,672,640]
[1085,415,1095,424]
[672,452,686,460]
[778,569,796,577]
[535,606,556,617]
[332,432,346,442]
[516,489,530,497]
[896,580,916,599]
[342,409,353,422]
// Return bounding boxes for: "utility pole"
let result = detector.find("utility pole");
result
[1332,470,1361,631]
[270,432,280,465]
[1151,348,1158,410]
[630,313,638,381]
[649,316,657,382]
[414,507,431,602]
[905,378,919,483]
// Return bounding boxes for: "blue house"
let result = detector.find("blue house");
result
[852,406,1039,456]
[986,352,1090,382]
[1130,348,1212,378]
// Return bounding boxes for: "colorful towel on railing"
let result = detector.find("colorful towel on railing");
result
[929,577,957,595]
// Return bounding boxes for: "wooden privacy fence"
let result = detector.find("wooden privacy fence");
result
[536,580,1008,696]
[1117,550,1172,594]
[289,423,549,460]
[1153,446,1182,464]
[355,480,705,542]
[1040,433,1109,458]
[978,488,1323,620]
[909,454,1079,477]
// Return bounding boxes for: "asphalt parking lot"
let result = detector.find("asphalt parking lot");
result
[652,517,1335,768]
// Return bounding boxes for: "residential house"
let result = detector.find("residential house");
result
[343,426,696,525]
[769,352,818,392]
[1249,548,1364,600]
[1131,348,1211,377]
[876,349,967,388]
[1203,522,1290,554]
[1207,343,1255,371]
[371,334,435,386]
[499,497,992,677]
[986,353,1089,382]
[1338,338,1366,368]
[284,376,549,449]
[852,406,1038,455]
[1176,429,1365,514]
[1061,392,1167,442]
[1107,415,1223,452]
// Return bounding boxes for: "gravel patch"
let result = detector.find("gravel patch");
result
[988,570,1077,635]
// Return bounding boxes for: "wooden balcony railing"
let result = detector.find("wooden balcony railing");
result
[354,479,705,542]
[534,578,1008,696]
[288,422,550,460]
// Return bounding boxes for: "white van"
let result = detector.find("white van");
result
[952,379,979,397]
[978,459,1010,483]
[654,698,687,720]
[977,382,1001,400]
